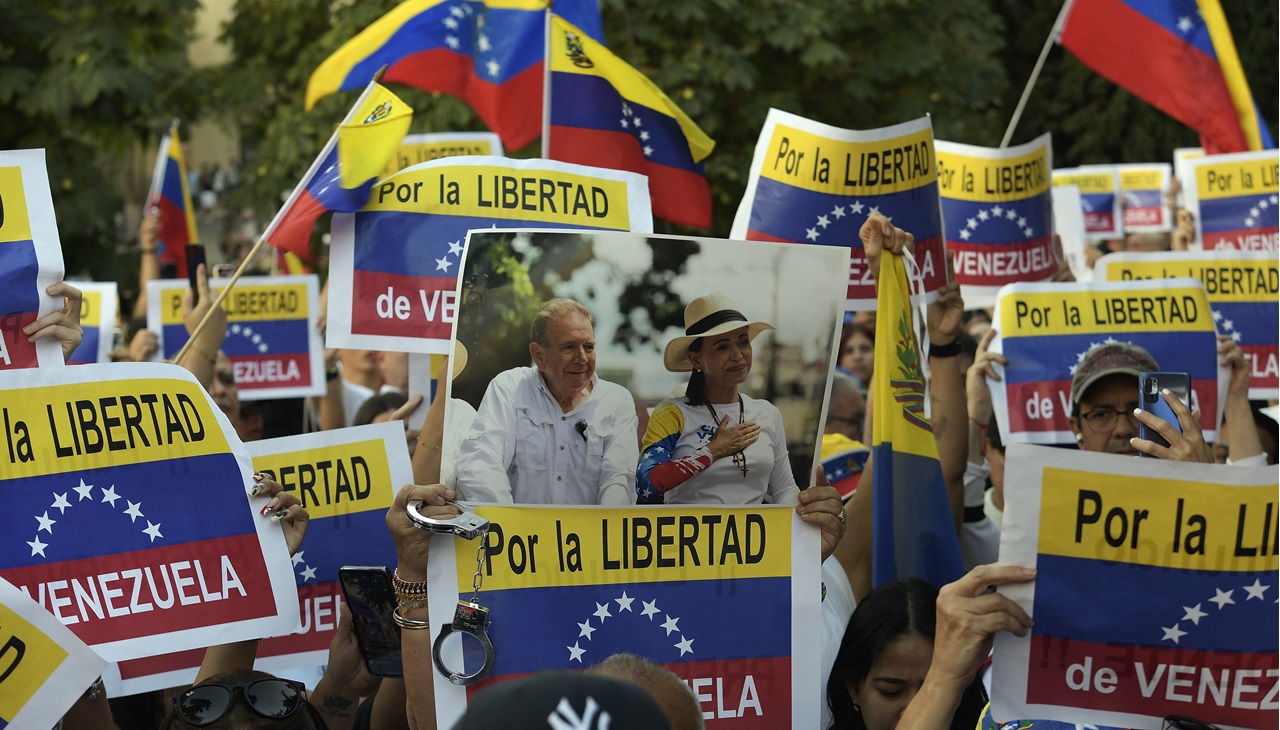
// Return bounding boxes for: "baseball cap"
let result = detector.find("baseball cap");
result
[1069,341,1160,412]
[452,671,671,730]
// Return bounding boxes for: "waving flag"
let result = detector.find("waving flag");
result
[427,505,821,728]
[1059,0,1274,154]
[307,0,603,151]
[146,121,200,280]
[993,445,1277,730]
[545,15,714,229]
[264,80,412,264]
[870,251,964,589]
[819,434,869,500]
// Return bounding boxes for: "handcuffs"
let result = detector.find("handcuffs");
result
[406,499,495,686]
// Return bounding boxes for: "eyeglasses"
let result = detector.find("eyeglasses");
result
[172,678,306,726]
[1078,406,1139,432]
[1161,715,1220,730]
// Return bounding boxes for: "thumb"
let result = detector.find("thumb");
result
[860,212,886,251]
[815,463,830,487]
[336,600,353,635]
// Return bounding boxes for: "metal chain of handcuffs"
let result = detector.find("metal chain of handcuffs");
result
[406,499,496,686]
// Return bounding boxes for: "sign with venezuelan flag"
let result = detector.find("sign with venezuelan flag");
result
[1052,167,1123,239]
[0,149,67,371]
[0,576,108,729]
[1117,163,1172,232]
[326,156,652,354]
[381,131,504,178]
[1096,250,1279,400]
[146,275,323,400]
[937,134,1055,308]
[427,505,821,729]
[731,110,946,309]
[103,422,411,696]
[992,444,1278,730]
[0,363,298,663]
[68,282,119,365]
[1183,150,1279,251]
[989,279,1225,445]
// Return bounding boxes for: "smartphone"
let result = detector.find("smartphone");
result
[337,565,403,677]
[185,244,206,291]
[1138,371,1190,458]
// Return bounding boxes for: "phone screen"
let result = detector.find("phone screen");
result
[1138,371,1190,458]
[338,566,403,677]
[185,244,206,292]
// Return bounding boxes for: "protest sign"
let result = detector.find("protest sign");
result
[68,281,118,365]
[1052,185,1092,282]
[327,157,653,354]
[0,577,107,729]
[1172,147,1205,206]
[105,422,411,695]
[1052,167,1123,239]
[937,134,1054,308]
[147,274,324,400]
[992,444,1277,730]
[1183,150,1279,251]
[989,278,1224,445]
[0,149,67,370]
[0,363,298,663]
[1117,163,1172,232]
[730,110,946,309]
[427,505,821,729]
[1096,250,1278,399]
[380,131,504,178]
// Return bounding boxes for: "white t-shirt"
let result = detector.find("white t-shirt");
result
[819,556,857,730]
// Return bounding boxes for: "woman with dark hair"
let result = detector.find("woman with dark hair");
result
[826,566,1034,730]
[636,293,798,506]
[840,323,875,391]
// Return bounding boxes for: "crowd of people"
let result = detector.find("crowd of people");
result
[31,176,1275,730]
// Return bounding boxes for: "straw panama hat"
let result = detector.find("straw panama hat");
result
[663,293,775,372]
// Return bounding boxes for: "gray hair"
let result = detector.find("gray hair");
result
[530,298,594,346]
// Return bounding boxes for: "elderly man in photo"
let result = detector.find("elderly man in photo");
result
[456,298,639,505]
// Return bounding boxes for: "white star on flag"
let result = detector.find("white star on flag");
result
[817,214,830,229]
[868,205,880,216]
[978,209,989,221]
[661,614,680,636]
[615,591,635,612]
[1161,624,1187,644]
[101,485,121,507]
[991,205,1003,216]
[643,145,654,157]
[805,227,819,241]
[639,130,650,142]
[578,621,596,640]
[36,511,56,533]
[1181,603,1207,625]
[74,479,94,501]
[300,565,317,581]
[1176,15,1193,32]
[594,602,612,622]
[1250,207,1260,217]
[632,116,642,127]
[1212,309,1223,321]
[1244,579,1270,600]
[966,218,978,229]
[448,240,464,256]
[850,201,865,215]
[445,35,460,49]
[832,205,846,219]
[251,334,262,344]
[258,343,268,353]
[28,536,48,557]
[486,59,500,77]
[51,492,72,514]
[124,501,144,522]
[435,257,453,272]
[641,600,660,619]
[449,5,464,17]
[675,635,694,656]
[1222,319,1234,330]
[443,16,458,29]
[619,117,629,129]
[568,642,586,663]
[143,521,164,542]
[1006,209,1017,220]
[1209,587,1235,609]
[477,34,491,52]
[292,551,306,566]
[959,230,971,241]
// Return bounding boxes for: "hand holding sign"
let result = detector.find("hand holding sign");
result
[934,564,1035,688]
[23,281,82,362]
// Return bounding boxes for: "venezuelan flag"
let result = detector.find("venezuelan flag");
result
[870,251,964,589]
[146,121,199,279]
[263,81,412,262]
[546,15,715,229]
[307,0,603,151]
[1060,0,1274,154]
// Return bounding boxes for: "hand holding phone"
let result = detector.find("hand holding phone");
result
[1137,371,1190,458]
[338,566,403,677]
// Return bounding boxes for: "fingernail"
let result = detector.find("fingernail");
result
[253,472,266,482]
[269,508,289,522]
[247,483,262,497]
[1133,408,1141,416]
[1161,388,1170,395]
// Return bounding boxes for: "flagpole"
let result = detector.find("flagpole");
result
[145,119,180,213]
[540,6,553,159]
[173,71,388,365]
[1000,0,1073,148]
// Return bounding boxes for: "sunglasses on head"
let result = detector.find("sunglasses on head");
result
[173,678,307,727]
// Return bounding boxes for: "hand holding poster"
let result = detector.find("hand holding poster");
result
[0,577,108,729]
[67,282,119,365]
[1096,250,1279,399]
[989,279,1225,445]
[936,134,1055,308]
[0,363,298,662]
[0,149,68,370]
[1117,163,1173,232]
[730,110,946,308]
[1183,150,1279,251]
[327,156,653,354]
[1052,167,1123,239]
[992,444,1277,730]
[426,505,821,729]
[147,274,324,400]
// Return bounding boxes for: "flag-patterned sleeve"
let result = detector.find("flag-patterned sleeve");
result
[636,401,712,503]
